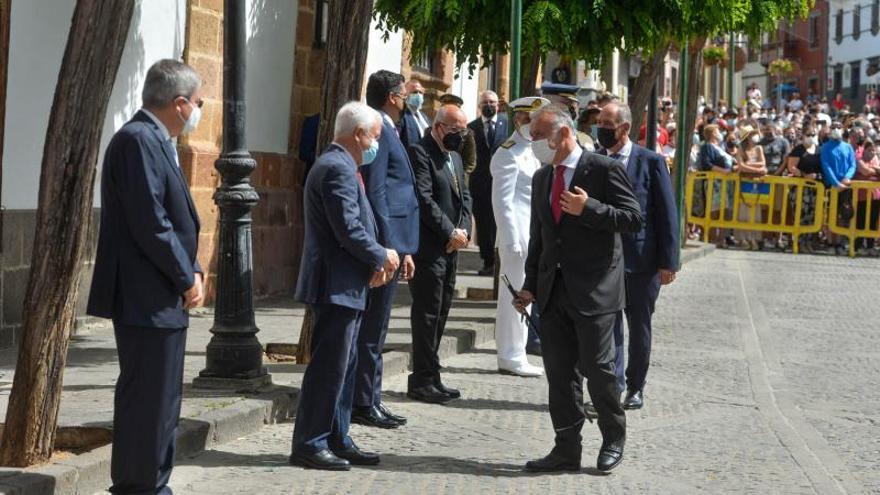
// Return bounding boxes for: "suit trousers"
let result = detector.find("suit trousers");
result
[110,324,186,495]
[541,277,626,459]
[408,252,457,388]
[292,303,362,454]
[472,189,496,266]
[354,267,401,407]
[613,272,662,393]
[495,247,531,368]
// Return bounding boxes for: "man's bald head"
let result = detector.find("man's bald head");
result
[434,104,467,128]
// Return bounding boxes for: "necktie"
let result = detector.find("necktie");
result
[447,155,460,194]
[356,170,365,190]
[551,165,566,224]
[610,153,621,161]
[487,119,496,147]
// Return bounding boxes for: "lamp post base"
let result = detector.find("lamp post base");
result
[192,374,272,392]
[194,332,271,392]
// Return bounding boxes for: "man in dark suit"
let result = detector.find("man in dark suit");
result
[439,93,477,176]
[514,104,642,473]
[597,103,679,410]
[398,79,430,149]
[291,101,400,470]
[407,104,473,404]
[351,71,420,429]
[468,90,508,275]
[87,59,205,495]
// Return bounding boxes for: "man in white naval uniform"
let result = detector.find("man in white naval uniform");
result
[490,96,550,377]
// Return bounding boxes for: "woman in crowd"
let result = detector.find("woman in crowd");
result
[786,125,822,252]
[696,124,736,246]
[854,139,880,254]
[735,126,768,250]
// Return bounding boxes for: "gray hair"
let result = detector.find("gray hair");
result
[533,104,575,133]
[614,103,633,126]
[334,101,382,138]
[480,90,499,102]
[142,59,201,108]
[433,105,449,125]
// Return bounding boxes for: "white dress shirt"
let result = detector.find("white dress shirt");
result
[141,108,180,168]
[609,140,634,169]
[549,145,583,204]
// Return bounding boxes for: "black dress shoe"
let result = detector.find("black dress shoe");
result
[477,263,495,276]
[623,389,643,410]
[524,451,581,472]
[289,449,351,471]
[377,402,407,425]
[525,343,543,356]
[332,444,380,466]
[596,439,625,472]
[351,405,399,429]
[434,381,461,399]
[407,384,453,404]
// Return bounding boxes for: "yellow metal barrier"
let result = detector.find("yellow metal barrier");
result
[827,180,880,257]
[685,171,826,254]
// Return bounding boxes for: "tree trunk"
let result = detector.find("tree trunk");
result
[296,0,374,364]
[0,0,134,467]
[683,37,706,147]
[629,43,670,142]
[519,51,542,97]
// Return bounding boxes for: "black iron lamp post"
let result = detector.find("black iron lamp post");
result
[193,0,270,390]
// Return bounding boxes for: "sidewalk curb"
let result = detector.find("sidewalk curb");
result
[1,243,712,494]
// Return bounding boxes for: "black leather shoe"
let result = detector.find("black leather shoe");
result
[596,439,625,472]
[525,343,543,356]
[351,405,399,429]
[477,263,495,276]
[332,444,380,466]
[435,381,461,399]
[377,402,407,425]
[289,449,351,471]
[407,384,453,404]
[524,451,581,472]
[623,389,643,410]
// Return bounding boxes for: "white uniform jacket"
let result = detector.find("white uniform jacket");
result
[490,130,541,254]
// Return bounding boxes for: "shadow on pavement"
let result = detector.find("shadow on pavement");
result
[379,391,548,413]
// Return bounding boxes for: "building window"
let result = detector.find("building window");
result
[851,61,861,99]
[854,5,862,40]
[809,14,820,48]
[836,9,844,44]
[313,0,330,49]
[412,48,437,76]
[872,0,879,35]
[834,65,843,93]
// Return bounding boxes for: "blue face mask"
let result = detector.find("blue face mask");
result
[361,139,379,165]
[407,93,424,110]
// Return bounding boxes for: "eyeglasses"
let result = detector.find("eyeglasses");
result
[177,95,204,108]
[440,122,470,136]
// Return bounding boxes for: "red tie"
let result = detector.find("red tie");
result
[356,170,365,190]
[551,165,566,223]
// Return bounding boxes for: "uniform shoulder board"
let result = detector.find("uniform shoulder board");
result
[500,139,516,149]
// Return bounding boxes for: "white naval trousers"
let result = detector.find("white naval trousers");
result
[494,246,531,368]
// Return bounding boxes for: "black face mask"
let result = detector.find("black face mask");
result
[481,104,497,119]
[442,130,464,152]
[597,127,619,150]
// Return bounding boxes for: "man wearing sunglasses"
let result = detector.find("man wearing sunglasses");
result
[407,104,473,404]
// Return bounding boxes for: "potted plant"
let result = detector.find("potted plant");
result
[768,58,795,77]
[702,45,727,66]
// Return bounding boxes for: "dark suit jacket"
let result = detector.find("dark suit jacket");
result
[295,144,387,311]
[604,144,679,274]
[467,115,508,191]
[87,111,201,329]
[399,108,429,150]
[360,116,420,255]
[407,133,473,261]
[523,150,643,316]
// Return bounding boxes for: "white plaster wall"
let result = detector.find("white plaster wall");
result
[245,0,296,153]
[2,0,187,210]
[827,0,880,86]
[364,21,403,82]
[452,60,480,122]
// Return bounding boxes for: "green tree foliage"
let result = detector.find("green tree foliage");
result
[374,0,814,72]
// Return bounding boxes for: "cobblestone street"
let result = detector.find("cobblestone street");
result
[168,251,880,494]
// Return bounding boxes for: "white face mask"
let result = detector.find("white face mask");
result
[807,136,819,146]
[831,128,843,141]
[179,99,202,135]
[751,135,761,144]
[532,136,558,164]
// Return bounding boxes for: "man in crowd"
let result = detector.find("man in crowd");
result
[352,71,420,430]
[399,79,430,149]
[468,90,507,275]
[597,102,679,411]
[822,122,857,254]
[515,105,643,473]
[88,59,205,494]
[291,102,400,470]
[490,96,550,377]
[439,93,478,176]
[761,122,790,175]
[407,105,473,404]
